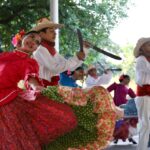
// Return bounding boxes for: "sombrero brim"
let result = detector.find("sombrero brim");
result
[31,23,64,31]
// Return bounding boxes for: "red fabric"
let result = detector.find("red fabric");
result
[113,120,129,141]
[40,40,60,86]
[26,94,77,145]
[0,50,77,149]
[42,76,60,87]
[113,118,138,141]
[137,85,150,96]
[0,95,77,149]
[0,50,39,106]
[41,40,56,56]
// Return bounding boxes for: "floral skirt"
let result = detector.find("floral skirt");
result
[0,95,77,150]
[42,86,117,150]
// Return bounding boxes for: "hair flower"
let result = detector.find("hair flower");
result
[12,29,25,47]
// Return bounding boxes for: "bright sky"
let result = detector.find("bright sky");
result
[110,0,150,46]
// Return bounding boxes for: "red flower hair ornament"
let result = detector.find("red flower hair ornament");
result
[12,29,25,47]
[119,74,125,82]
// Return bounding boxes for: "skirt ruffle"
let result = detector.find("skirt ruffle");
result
[0,95,77,150]
[42,86,117,150]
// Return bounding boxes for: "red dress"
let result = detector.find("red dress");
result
[0,51,77,150]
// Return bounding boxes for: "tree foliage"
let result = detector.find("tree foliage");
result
[0,0,49,50]
[0,0,130,65]
[119,44,135,79]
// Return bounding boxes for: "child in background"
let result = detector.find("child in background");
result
[107,74,136,106]
[107,74,137,144]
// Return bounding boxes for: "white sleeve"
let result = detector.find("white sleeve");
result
[33,45,83,75]
[136,56,150,73]
[85,72,112,88]
[135,56,150,86]
[96,71,112,85]
[85,75,96,88]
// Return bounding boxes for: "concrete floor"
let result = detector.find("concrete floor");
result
[105,136,138,150]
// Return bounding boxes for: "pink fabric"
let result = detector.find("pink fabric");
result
[107,82,136,106]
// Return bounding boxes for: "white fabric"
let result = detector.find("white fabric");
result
[85,71,112,88]
[128,126,138,138]
[33,45,88,81]
[135,56,150,86]
[135,55,150,150]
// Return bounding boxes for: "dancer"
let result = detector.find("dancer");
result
[31,18,89,86]
[85,65,112,88]
[0,31,77,150]
[107,74,137,144]
[59,66,84,87]
[134,37,150,150]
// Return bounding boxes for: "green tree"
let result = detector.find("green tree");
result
[0,0,130,61]
[0,0,49,50]
[118,44,135,79]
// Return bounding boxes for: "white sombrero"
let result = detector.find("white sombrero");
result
[134,37,150,57]
[31,18,64,32]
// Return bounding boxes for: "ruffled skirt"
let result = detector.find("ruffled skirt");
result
[0,94,77,150]
[42,86,117,150]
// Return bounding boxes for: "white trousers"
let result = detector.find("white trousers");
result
[135,96,150,150]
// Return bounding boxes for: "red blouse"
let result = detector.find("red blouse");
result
[0,50,39,106]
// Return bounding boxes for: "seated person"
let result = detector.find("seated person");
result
[59,66,84,88]
[85,65,112,88]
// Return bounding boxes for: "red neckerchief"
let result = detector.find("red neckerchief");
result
[41,40,56,56]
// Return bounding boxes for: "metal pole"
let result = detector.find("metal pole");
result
[50,0,59,52]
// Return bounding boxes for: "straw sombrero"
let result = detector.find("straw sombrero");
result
[134,37,150,57]
[31,18,64,32]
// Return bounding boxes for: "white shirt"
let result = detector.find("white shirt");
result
[33,45,88,81]
[85,71,112,88]
[135,55,150,86]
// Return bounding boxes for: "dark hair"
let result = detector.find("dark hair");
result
[119,74,130,82]
[71,66,84,75]
[39,28,49,33]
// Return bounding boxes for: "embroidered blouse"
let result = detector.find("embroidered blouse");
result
[0,50,39,106]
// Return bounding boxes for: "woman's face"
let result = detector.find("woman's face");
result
[39,28,56,42]
[140,41,150,57]
[21,33,41,53]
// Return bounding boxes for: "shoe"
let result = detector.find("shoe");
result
[114,139,118,144]
[128,138,137,144]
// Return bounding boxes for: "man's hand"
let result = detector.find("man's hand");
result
[76,51,85,61]
[104,69,111,74]
[83,41,91,49]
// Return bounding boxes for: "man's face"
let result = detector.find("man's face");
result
[21,33,41,53]
[39,28,56,42]
[74,69,85,80]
